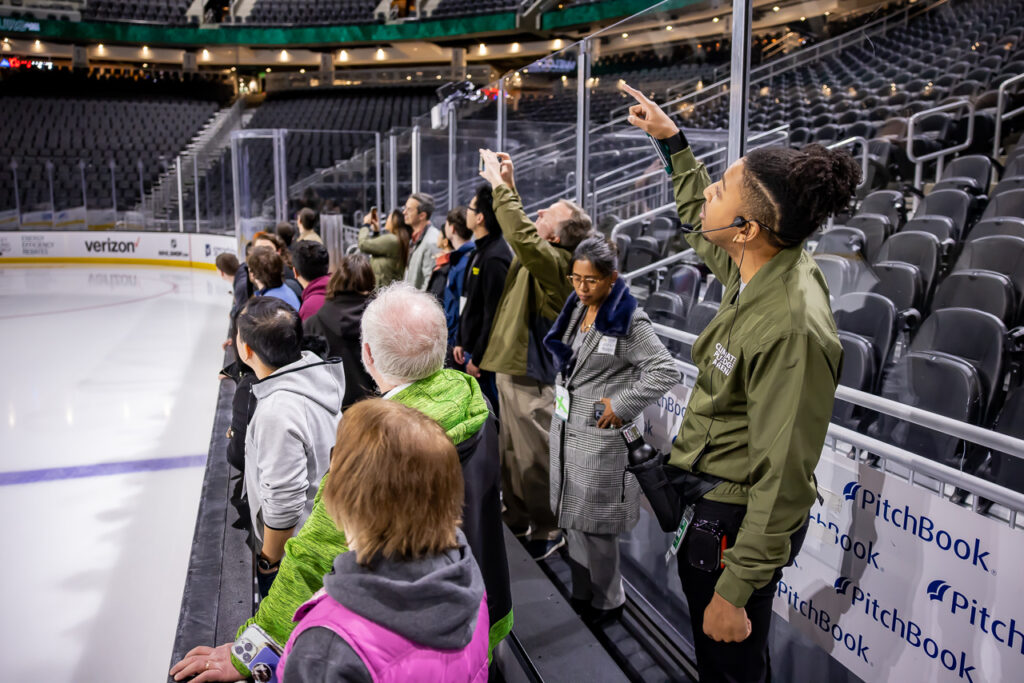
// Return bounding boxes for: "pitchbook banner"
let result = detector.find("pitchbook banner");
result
[774,445,1024,683]
[640,381,1024,682]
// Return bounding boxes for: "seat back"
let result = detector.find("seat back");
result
[876,231,941,297]
[814,227,867,258]
[846,214,890,261]
[813,254,853,300]
[859,190,905,231]
[932,270,1016,325]
[953,235,1024,300]
[914,189,971,240]
[613,234,631,271]
[989,386,1024,493]
[833,292,898,371]
[967,217,1024,241]
[909,307,1007,417]
[833,331,877,426]
[933,154,993,193]
[901,216,956,242]
[644,291,686,326]
[665,265,701,315]
[870,261,923,311]
[870,351,983,468]
[680,301,720,364]
[981,189,1024,220]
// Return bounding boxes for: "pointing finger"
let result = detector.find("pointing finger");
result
[619,81,654,106]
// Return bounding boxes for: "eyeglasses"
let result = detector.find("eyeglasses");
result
[567,274,608,287]
[466,206,478,214]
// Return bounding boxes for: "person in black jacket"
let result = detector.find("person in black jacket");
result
[453,185,513,417]
[303,253,376,409]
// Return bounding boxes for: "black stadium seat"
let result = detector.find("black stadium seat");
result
[910,308,1007,420]
[875,231,942,301]
[870,351,984,468]
[932,270,1017,326]
[833,292,898,377]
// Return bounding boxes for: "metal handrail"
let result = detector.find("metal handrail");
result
[827,425,1024,518]
[905,98,976,189]
[827,136,870,190]
[993,72,1024,159]
[621,249,695,282]
[651,322,1024,460]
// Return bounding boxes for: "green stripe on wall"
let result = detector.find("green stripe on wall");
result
[3,13,519,47]
[541,0,703,31]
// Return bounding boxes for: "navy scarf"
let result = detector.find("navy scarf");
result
[543,277,637,376]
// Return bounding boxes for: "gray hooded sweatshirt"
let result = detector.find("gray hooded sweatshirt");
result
[244,350,345,543]
[282,530,485,682]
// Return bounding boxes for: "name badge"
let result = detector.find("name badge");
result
[597,335,617,355]
[554,384,570,422]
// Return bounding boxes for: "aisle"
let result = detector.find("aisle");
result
[0,265,231,682]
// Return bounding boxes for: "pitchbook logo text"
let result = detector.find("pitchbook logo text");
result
[841,481,992,573]
[926,579,1024,656]
[85,237,141,254]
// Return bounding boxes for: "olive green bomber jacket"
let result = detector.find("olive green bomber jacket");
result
[479,183,574,377]
[668,147,843,608]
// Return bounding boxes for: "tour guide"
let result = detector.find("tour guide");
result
[625,82,854,682]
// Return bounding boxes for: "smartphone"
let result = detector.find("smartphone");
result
[479,153,486,173]
[593,401,606,422]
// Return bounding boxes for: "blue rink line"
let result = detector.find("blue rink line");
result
[0,454,207,486]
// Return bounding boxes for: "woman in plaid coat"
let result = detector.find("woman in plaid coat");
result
[544,236,680,621]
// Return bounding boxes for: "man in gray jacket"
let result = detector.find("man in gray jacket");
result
[235,296,346,597]
[402,192,442,290]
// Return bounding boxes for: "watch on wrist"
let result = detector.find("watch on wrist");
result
[257,554,280,572]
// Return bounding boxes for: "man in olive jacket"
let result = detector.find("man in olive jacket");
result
[477,149,594,557]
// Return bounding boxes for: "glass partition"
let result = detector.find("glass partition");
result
[413,112,452,216]
[505,42,581,217]
[232,131,281,244]
[284,130,382,224]
[452,97,499,211]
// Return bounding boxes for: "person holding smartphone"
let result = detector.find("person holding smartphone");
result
[543,236,679,621]
[623,82,853,682]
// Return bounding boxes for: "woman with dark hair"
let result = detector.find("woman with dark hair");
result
[303,254,377,408]
[235,296,346,598]
[625,83,855,681]
[254,231,303,299]
[543,236,680,623]
[248,247,301,311]
[358,209,411,288]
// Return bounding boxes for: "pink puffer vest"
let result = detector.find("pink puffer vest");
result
[277,588,489,682]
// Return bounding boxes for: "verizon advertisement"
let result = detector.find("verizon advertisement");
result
[0,232,237,267]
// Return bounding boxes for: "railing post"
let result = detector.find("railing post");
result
[497,75,507,154]
[11,159,22,229]
[109,159,118,222]
[387,131,398,211]
[46,160,55,227]
[728,0,753,165]
[411,125,421,194]
[176,156,185,233]
[137,159,145,217]
[194,156,201,233]
[374,131,383,213]
[231,134,243,241]
[575,38,592,212]
[448,107,458,213]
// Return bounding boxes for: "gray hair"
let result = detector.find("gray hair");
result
[572,236,618,277]
[556,199,594,249]
[361,282,447,386]
[409,192,435,220]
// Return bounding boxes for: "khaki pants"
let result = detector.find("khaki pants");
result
[496,372,559,541]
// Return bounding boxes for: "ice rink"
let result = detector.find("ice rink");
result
[0,265,231,681]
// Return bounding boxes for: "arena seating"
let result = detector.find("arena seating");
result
[0,69,227,213]
[245,0,377,25]
[431,0,519,19]
[82,0,192,24]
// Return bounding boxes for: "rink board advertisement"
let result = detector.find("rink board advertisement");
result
[774,447,1024,683]
[640,382,1024,682]
[0,231,237,268]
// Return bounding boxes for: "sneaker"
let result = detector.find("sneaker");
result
[508,524,532,538]
[584,604,624,626]
[527,535,566,560]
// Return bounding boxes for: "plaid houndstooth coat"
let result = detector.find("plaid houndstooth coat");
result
[544,279,680,535]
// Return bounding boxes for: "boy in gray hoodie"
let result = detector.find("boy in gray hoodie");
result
[236,297,346,596]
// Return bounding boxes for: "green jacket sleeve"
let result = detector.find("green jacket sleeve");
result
[492,184,570,301]
[231,478,349,676]
[357,227,398,258]
[669,148,736,285]
[714,333,837,607]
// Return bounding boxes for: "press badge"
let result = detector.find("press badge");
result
[665,504,696,564]
[554,384,571,421]
[597,335,617,355]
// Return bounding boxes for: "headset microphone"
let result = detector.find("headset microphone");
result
[679,216,749,234]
